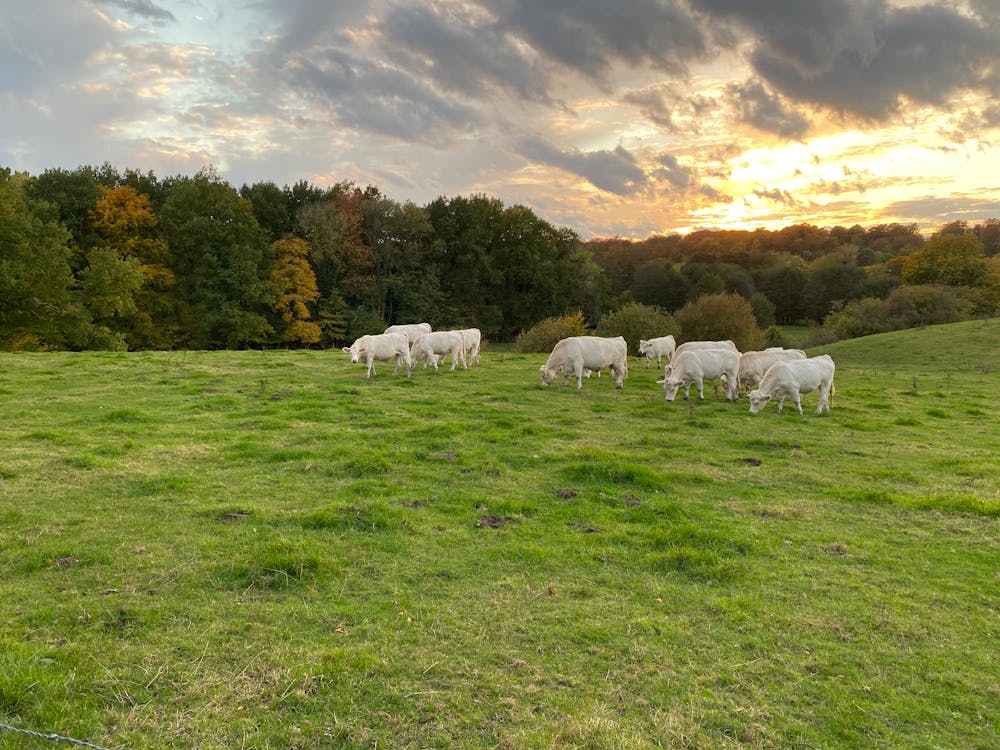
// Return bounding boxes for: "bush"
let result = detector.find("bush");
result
[596,302,679,356]
[675,293,764,351]
[823,298,894,340]
[749,292,776,329]
[513,310,589,353]
[762,325,790,348]
[884,285,967,329]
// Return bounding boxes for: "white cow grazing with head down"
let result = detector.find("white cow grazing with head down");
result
[638,335,676,368]
[749,355,836,415]
[342,332,411,379]
[737,348,807,393]
[409,330,467,373]
[457,328,482,366]
[540,336,628,390]
[658,347,740,401]
[384,322,432,344]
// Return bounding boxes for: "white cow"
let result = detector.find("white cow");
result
[458,328,482,366]
[540,336,627,390]
[342,333,411,379]
[384,322,432,344]
[409,330,467,373]
[672,339,739,359]
[657,348,740,401]
[737,349,807,393]
[749,355,836,415]
[638,335,676,368]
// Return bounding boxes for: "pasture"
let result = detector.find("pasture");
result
[1,320,998,749]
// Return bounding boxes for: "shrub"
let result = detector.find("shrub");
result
[513,310,589,353]
[823,298,893,340]
[762,325,790,348]
[884,285,967,329]
[749,292,776,329]
[596,302,679,356]
[675,293,764,351]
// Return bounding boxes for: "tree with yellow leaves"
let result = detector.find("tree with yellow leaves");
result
[269,236,321,345]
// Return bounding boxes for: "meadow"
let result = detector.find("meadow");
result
[1,320,998,749]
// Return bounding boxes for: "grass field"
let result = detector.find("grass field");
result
[1,320,998,749]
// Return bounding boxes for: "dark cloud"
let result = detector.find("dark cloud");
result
[477,0,709,85]
[378,4,551,103]
[97,0,175,22]
[652,153,694,190]
[516,136,648,195]
[283,48,482,142]
[623,83,714,133]
[752,186,798,206]
[879,194,1000,227]
[693,0,999,121]
[725,80,810,139]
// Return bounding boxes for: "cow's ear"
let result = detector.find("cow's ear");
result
[358,347,367,354]
[341,347,351,353]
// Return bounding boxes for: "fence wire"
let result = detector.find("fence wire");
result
[0,720,117,750]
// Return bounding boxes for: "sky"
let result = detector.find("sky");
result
[2,0,999,239]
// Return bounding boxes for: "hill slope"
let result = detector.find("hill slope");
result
[810,318,999,371]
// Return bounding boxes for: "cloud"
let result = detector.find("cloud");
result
[477,0,709,85]
[693,0,999,121]
[97,0,175,23]
[515,136,648,195]
[623,83,714,133]
[725,80,810,139]
[752,186,799,206]
[377,4,552,104]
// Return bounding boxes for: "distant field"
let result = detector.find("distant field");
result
[1,320,998,749]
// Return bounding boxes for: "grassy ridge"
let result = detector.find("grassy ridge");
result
[1,320,998,749]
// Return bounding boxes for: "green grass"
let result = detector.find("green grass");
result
[1,320,998,749]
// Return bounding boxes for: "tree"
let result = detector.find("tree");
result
[269,236,321,345]
[90,186,177,348]
[675,293,765,351]
[902,234,987,287]
[630,258,689,310]
[754,263,810,323]
[805,251,867,320]
[241,181,293,242]
[363,196,437,323]
[0,171,75,349]
[596,303,678,356]
[160,171,275,348]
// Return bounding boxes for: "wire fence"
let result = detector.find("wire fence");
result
[0,720,116,750]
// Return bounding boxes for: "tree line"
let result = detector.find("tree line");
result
[2,163,998,351]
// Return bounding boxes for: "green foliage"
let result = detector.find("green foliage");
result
[902,233,987,286]
[749,291,776,328]
[0,172,75,350]
[595,302,678,355]
[676,292,764,350]
[160,171,275,348]
[512,310,589,353]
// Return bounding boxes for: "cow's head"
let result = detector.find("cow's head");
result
[662,378,684,401]
[539,365,557,386]
[748,389,771,414]
[342,342,367,363]
[638,339,649,354]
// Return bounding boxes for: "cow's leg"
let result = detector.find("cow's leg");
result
[365,359,375,379]
[574,363,585,390]
[776,395,785,413]
[613,364,624,389]
[792,388,803,414]
[695,376,705,400]
[391,355,401,376]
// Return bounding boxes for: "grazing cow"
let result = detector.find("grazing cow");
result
[736,349,807,393]
[657,348,740,401]
[458,328,483,366]
[384,322,432,344]
[409,330,467,373]
[672,339,739,360]
[638,335,676,368]
[749,355,836,415]
[342,333,411,379]
[540,336,627,390]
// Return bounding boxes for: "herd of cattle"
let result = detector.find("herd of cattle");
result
[343,327,836,415]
